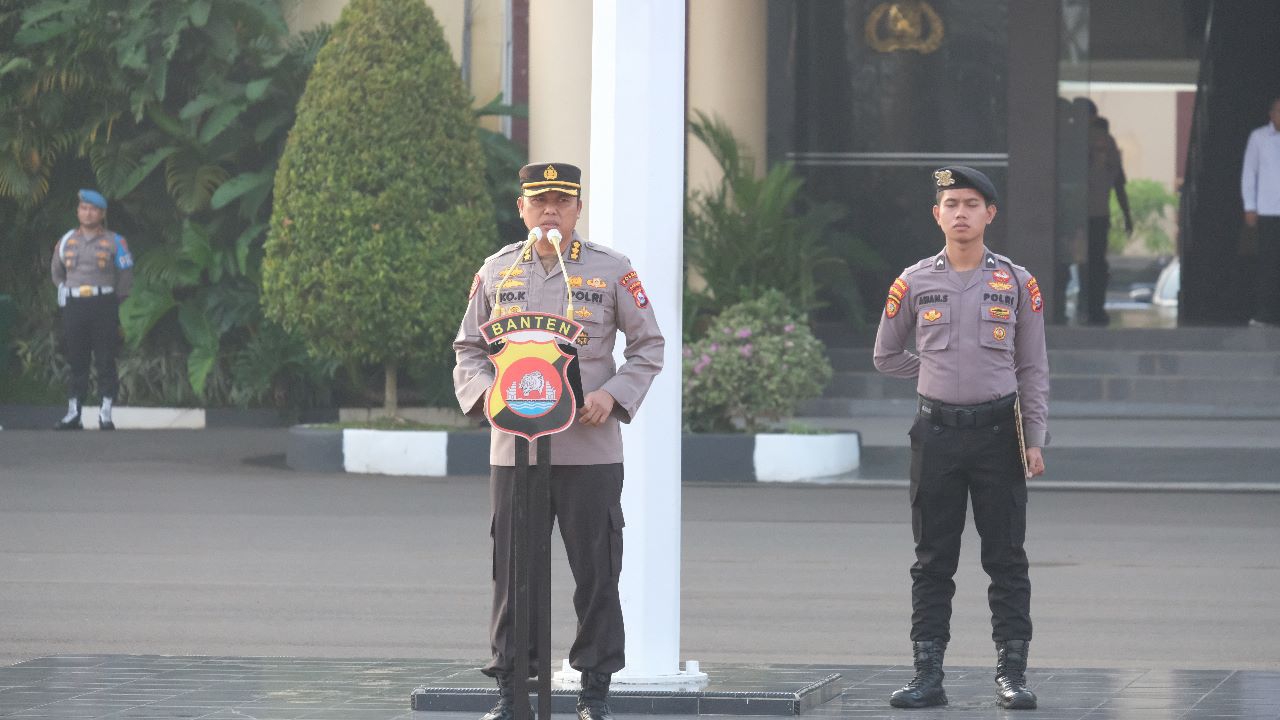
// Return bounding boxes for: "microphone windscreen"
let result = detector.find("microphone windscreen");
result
[527,226,543,242]
[547,228,563,245]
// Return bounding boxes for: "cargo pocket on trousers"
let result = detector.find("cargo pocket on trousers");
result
[608,504,625,581]
[1009,486,1028,547]
[489,513,497,581]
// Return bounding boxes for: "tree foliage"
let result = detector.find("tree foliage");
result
[1110,178,1178,256]
[684,111,878,339]
[0,0,335,407]
[263,0,496,415]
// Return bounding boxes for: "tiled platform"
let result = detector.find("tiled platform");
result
[1,656,1279,719]
[410,665,841,715]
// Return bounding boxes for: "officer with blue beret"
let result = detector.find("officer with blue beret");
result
[874,166,1049,710]
[50,189,133,430]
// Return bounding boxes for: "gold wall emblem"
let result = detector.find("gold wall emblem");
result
[866,1,944,54]
[934,169,955,187]
[543,165,559,180]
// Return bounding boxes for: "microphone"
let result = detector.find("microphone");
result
[527,226,544,243]
[547,228,563,248]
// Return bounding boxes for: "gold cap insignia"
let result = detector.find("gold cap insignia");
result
[543,165,559,180]
[934,169,955,187]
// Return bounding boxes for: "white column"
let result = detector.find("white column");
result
[590,0,702,687]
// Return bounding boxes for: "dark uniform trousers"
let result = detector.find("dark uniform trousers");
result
[1084,216,1111,322]
[484,463,626,678]
[1256,216,1280,324]
[908,414,1032,643]
[62,295,120,401]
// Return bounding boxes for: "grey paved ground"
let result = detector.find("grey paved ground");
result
[1,429,1279,718]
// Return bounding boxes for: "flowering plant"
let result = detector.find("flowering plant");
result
[682,290,832,433]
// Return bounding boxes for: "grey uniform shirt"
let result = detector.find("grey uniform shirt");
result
[873,249,1050,447]
[50,228,134,297]
[453,233,665,465]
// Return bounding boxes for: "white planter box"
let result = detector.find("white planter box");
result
[753,432,860,482]
[81,407,205,430]
[342,429,449,476]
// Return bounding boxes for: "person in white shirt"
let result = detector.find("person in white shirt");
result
[1242,96,1280,327]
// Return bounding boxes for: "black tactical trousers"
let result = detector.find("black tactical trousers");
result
[484,463,625,678]
[62,295,120,401]
[907,416,1032,643]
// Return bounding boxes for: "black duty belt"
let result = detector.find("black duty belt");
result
[918,393,1017,428]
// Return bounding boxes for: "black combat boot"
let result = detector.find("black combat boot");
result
[55,399,82,430]
[889,640,948,708]
[995,639,1037,709]
[479,672,534,720]
[576,671,613,720]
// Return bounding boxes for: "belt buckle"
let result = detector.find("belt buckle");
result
[77,285,93,297]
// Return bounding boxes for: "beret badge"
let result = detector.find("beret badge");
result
[934,169,955,187]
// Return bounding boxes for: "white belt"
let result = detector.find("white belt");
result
[69,285,113,298]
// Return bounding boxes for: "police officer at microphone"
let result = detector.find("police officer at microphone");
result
[873,166,1049,710]
[453,162,664,720]
[51,189,133,430]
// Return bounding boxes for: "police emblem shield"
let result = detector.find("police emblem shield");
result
[481,311,583,441]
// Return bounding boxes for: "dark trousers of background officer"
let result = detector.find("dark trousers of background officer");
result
[1084,216,1111,323]
[61,295,120,401]
[484,463,625,678]
[1256,216,1280,325]
[907,414,1032,643]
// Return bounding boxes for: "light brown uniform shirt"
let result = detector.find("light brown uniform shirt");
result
[453,233,665,465]
[50,227,134,297]
[873,248,1050,447]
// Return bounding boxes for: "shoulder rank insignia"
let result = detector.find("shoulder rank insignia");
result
[521,245,533,263]
[569,240,582,262]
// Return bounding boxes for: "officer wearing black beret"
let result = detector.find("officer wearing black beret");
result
[874,165,1049,710]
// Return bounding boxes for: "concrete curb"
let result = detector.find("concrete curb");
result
[0,404,337,430]
[287,428,863,482]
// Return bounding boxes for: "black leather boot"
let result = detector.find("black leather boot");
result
[576,671,613,720]
[889,640,948,708]
[479,672,535,720]
[995,639,1037,709]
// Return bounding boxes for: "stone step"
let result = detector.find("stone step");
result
[855,445,1280,487]
[815,323,1280,351]
[821,370,1280,404]
[826,347,1280,378]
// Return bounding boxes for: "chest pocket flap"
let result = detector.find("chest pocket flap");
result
[916,305,950,351]
[980,303,1016,349]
